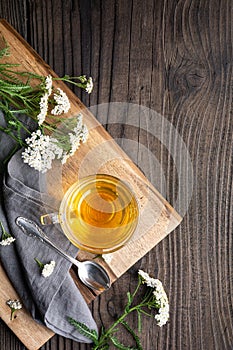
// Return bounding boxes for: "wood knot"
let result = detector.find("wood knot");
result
[167,57,207,100]
[107,299,118,318]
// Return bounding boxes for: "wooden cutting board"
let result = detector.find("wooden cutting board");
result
[0,19,182,350]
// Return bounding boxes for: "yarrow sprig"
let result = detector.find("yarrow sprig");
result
[6,299,22,320]
[138,269,169,327]
[56,74,93,94]
[0,221,15,246]
[34,258,56,278]
[0,40,93,171]
[21,113,88,172]
[68,270,169,349]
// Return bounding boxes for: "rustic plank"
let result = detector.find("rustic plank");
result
[0,264,53,350]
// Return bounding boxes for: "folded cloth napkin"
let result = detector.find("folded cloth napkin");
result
[0,111,97,343]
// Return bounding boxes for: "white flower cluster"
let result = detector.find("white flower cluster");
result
[22,130,63,173]
[0,222,16,246]
[41,260,56,278]
[78,75,93,94]
[37,75,53,125]
[51,88,71,115]
[27,73,92,172]
[61,113,88,164]
[22,113,88,172]
[85,77,93,94]
[6,299,23,320]
[45,75,53,95]
[22,114,88,173]
[6,299,22,310]
[154,301,169,327]
[36,75,71,124]
[37,93,49,125]
[0,236,15,246]
[138,270,169,327]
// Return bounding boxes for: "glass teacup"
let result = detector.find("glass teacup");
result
[41,174,139,254]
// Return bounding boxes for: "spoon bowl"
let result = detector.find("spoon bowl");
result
[16,216,111,291]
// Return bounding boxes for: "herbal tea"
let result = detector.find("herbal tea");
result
[59,174,139,254]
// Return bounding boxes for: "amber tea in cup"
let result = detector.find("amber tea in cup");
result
[41,174,139,254]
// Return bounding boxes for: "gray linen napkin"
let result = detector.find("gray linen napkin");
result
[0,111,97,343]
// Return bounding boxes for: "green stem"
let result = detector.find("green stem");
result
[0,221,5,234]
[0,91,23,110]
[0,127,26,145]
[53,76,86,89]
[0,221,11,239]
[3,144,21,163]
[10,112,32,134]
[10,309,15,320]
[94,280,154,348]
[131,278,142,300]
[93,304,142,350]
[34,258,44,270]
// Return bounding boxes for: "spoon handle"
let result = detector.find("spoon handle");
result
[16,217,80,268]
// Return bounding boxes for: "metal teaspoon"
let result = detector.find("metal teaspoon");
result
[15,216,111,291]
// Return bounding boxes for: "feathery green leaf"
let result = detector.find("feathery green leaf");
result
[121,321,143,350]
[68,317,98,344]
[109,336,138,350]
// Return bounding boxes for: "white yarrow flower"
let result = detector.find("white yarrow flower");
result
[45,75,53,95]
[35,258,56,277]
[6,299,22,320]
[36,75,54,125]
[138,269,149,280]
[80,124,88,142]
[138,270,169,327]
[85,77,93,94]
[0,237,16,246]
[68,132,81,156]
[50,137,64,159]
[138,269,158,288]
[22,130,63,173]
[6,299,22,310]
[0,221,15,246]
[41,260,56,278]
[155,306,170,327]
[61,153,70,165]
[37,93,49,125]
[22,114,88,171]
[61,113,88,164]
[51,88,70,115]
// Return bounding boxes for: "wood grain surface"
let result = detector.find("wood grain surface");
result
[0,1,232,350]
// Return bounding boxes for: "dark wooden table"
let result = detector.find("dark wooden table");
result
[0,1,232,349]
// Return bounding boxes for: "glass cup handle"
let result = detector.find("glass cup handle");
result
[40,213,60,225]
